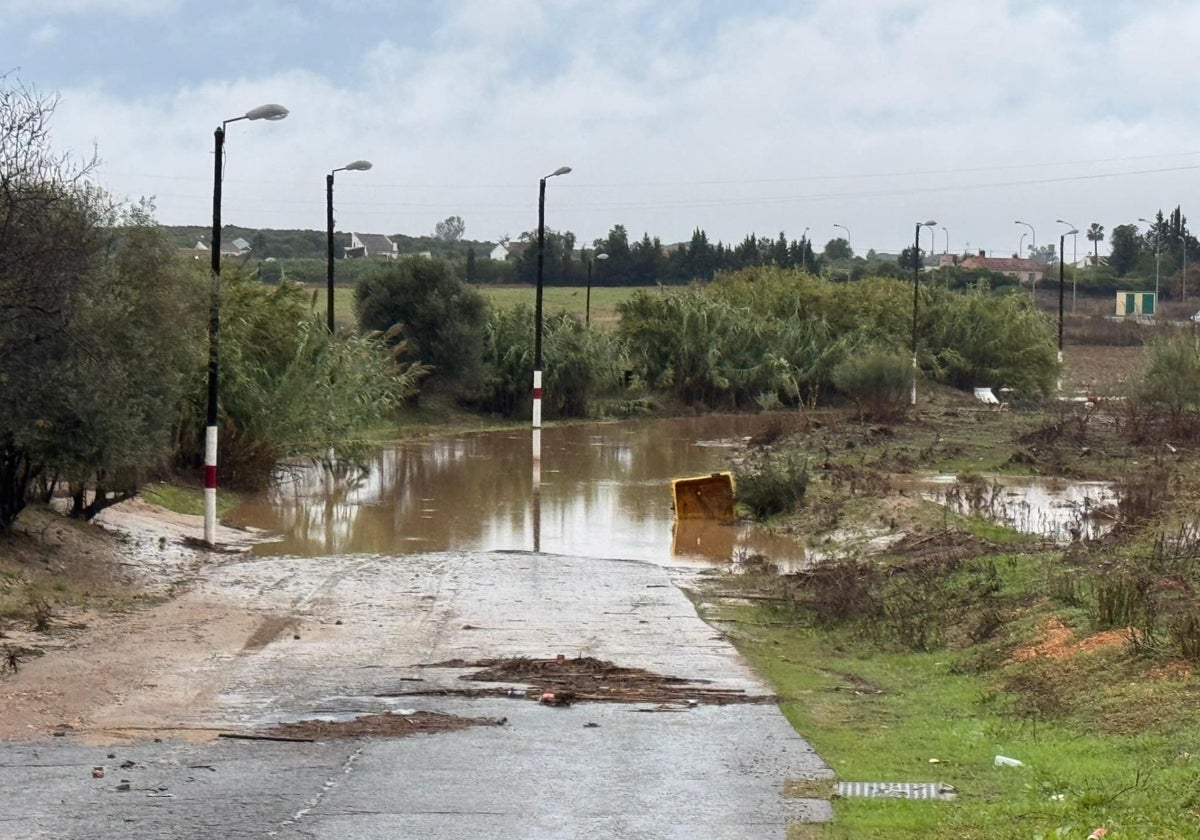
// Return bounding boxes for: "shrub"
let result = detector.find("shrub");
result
[355,257,489,395]
[832,347,912,421]
[735,450,809,519]
[176,274,419,488]
[473,305,625,420]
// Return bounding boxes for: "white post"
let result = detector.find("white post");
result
[203,425,218,545]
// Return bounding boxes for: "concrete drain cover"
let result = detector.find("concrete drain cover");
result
[837,782,957,800]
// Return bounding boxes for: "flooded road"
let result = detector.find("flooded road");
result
[230,415,810,568]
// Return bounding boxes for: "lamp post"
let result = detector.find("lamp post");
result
[533,166,571,438]
[1181,235,1189,303]
[586,252,608,328]
[1015,220,1036,298]
[326,160,372,333]
[801,226,811,272]
[941,226,949,255]
[833,223,850,246]
[911,219,937,406]
[1019,232,1027,259]
[1056,219,1077,313]
[1139,218,1162,312]
[1015,220,1036,256]
[1058,229,1077,373]
[205,103,288,547]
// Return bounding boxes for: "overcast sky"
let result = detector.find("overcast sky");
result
[4,0,1198,257]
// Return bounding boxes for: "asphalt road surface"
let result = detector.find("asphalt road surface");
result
[0,550,832,838]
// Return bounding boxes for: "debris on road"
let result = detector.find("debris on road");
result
[400,655,771,706]
[223,711,509,742]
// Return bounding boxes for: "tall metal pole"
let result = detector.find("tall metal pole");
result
[911,222,920,406]
[201,104,288,547]
[1058,233,1066,365]
[1182,235,1189,303]
[205,125,224,546]
[586,257,592,329]
[534,175,547,430]
[326,172,336,333]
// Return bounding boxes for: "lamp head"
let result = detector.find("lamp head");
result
[344,160,373,171]
[1065,229,1078,236]
[245,104,289,121]
[922,220,937,227]
[547,166,572,178]
[596,253,609,261]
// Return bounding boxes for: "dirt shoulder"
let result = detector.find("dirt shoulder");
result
[0,501,270,741]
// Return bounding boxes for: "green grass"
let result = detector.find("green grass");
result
[321,284,647,330]
[707,578,1200,839]
[141,484,241,517]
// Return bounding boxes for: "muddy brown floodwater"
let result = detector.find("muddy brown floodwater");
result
[229,415,812,569]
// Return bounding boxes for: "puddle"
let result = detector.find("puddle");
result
[902,474,1120,543]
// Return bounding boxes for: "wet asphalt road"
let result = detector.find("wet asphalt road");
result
[0,551,832,838]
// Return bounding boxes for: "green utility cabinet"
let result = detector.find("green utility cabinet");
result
[1116,291,1155,316]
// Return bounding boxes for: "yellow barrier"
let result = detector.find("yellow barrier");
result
[671,472,736,522]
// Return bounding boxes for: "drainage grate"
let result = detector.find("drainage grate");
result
[836,782,957,801]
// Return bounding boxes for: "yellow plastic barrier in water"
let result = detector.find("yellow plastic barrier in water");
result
[671,472,736,521]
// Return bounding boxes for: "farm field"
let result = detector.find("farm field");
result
[320,284,649,329]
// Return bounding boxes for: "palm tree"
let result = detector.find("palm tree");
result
[1086,223,1104,265]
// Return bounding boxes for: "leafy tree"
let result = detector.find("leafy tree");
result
[897,245,923,272]
[594,225,633,286]
[176,273,417,488]
[434,215,466,242]
[824,238,853,261]
[1109,224,1140,276]
[355,257,489,393]
[1086,223,1104,263]
[465,247,477,283]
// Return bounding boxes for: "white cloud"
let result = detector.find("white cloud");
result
[31,0,1200,253]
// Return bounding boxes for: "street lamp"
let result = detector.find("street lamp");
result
[326,159,372,333]
[1019,232,1027,259]
[1015,220,1036,256]
[533,165,571,435]
[801,226,811,272]
[1056,219,1078,313]
[1139,218,1162,311]
[833,223,850,245]
[1058,229,1077,371]
[205,102,288,547]
[586,252,608,328]
[941,226,949,255]
[911,219,937,406]
[1181,234,1189,303]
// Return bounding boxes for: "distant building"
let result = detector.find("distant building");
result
[192,237,251,258]
[959,250,1044,286]
[489,240,531,262]
[345,232,398,260]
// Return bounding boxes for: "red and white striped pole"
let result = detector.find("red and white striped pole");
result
[204,124,225,547]
[531,166,570,490]
[203,104,289,547]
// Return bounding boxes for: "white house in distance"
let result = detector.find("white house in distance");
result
[345,232,398,259]
[489,240,531,261]
[192,236,252,257]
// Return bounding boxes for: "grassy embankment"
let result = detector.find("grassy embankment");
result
[699,381,1200,839]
